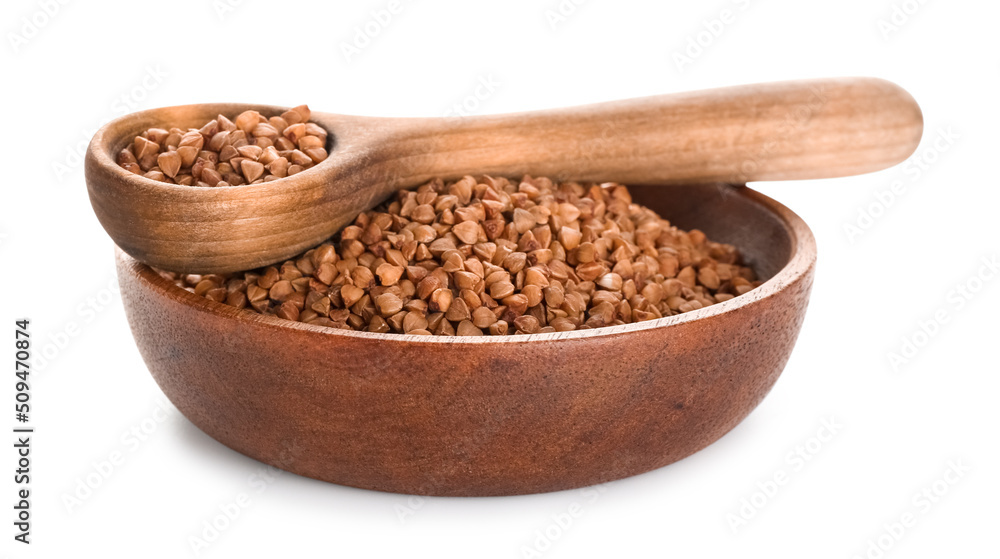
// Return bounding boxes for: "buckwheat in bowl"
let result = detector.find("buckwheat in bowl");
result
[116,177,815,496]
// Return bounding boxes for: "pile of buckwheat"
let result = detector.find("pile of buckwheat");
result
[158,175,761,336]
[117,105,327,186]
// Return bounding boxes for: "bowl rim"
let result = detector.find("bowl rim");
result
[118,184,816,344]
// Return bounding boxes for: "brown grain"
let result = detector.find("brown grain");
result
[165,175,762,335]
[118,107,327,187]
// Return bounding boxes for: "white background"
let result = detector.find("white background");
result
[2,0,998,557]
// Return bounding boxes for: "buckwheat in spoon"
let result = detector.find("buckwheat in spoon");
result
[86,78,922,274]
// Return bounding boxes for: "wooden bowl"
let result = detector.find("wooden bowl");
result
[116,182,816,496]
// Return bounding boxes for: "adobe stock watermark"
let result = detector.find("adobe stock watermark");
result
[395,494,429,523]
[395,403,521,524]
[519,483,608,558]
[850,459,969,559]
[843,127,958,244]
[672,0,752,72]
[212,0,245,20]
[52,65,168,182]
[730,84,828,184]
[392,469,465,524]
[340,0,407,64]
[887,254,997,372]
[7,0,71,54]
[395,408,518,525]
[442,74,501,117]
[61,396,176,514]
[549,116,626,184]
[544,0,589,31]
[727,416,843,533]
[393,470,457,523]
[878,0,930,41]
[188,441,303,556]
[33,274,120,375]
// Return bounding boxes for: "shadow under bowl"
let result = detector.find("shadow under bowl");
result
[116,182,816,496]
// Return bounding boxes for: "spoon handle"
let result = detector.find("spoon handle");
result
[388,77,922,185]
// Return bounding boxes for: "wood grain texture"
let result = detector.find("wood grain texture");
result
[116,183,816,496]
[87,77,919,273]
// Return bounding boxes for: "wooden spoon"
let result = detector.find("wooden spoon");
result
[86,77,922,273]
